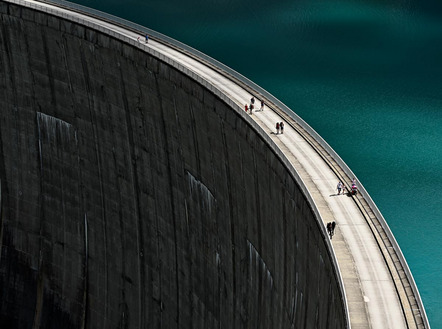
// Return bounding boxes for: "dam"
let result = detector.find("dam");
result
[0,0,430,328]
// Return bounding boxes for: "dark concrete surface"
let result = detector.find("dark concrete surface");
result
[0,3,346,328]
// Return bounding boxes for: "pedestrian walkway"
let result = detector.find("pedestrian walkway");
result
[252,107,406,328]
[8,1,427,327]
[138,34,411,329]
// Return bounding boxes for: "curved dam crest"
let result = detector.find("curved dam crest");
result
[0,2,346,329]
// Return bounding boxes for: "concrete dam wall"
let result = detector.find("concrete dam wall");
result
[0,3,347,328]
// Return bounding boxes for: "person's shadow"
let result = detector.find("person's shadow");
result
[329,191,352,197]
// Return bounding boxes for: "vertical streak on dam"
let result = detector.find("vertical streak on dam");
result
[0,2,347,328]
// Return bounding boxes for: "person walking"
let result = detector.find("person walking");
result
[145,34,149,43]
[251,96,255,105]
[276,122,280,134]
[331,221,336,237]
[245,104,248,113]
[280,122,284,134]
[260,100,264,111]
[337,181,342,195]
[249,103,254,115]
[327,222,333,239]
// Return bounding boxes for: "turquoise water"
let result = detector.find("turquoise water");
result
[74,0,442,326]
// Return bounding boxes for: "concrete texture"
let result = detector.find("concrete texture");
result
[0,3,347,328]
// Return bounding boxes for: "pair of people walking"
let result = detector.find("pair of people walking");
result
[327,221,336,239]
[245,97,256,115]
[244,104,254,114]
[276,121,284,134]
[246,97,264,114]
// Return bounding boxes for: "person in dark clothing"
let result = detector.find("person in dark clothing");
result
[327,222,332,239]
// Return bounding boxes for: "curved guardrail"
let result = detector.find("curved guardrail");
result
[5,0,430,327]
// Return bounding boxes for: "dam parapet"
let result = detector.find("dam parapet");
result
[0,1,429,328]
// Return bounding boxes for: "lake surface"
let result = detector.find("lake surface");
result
[72,0,442,326]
